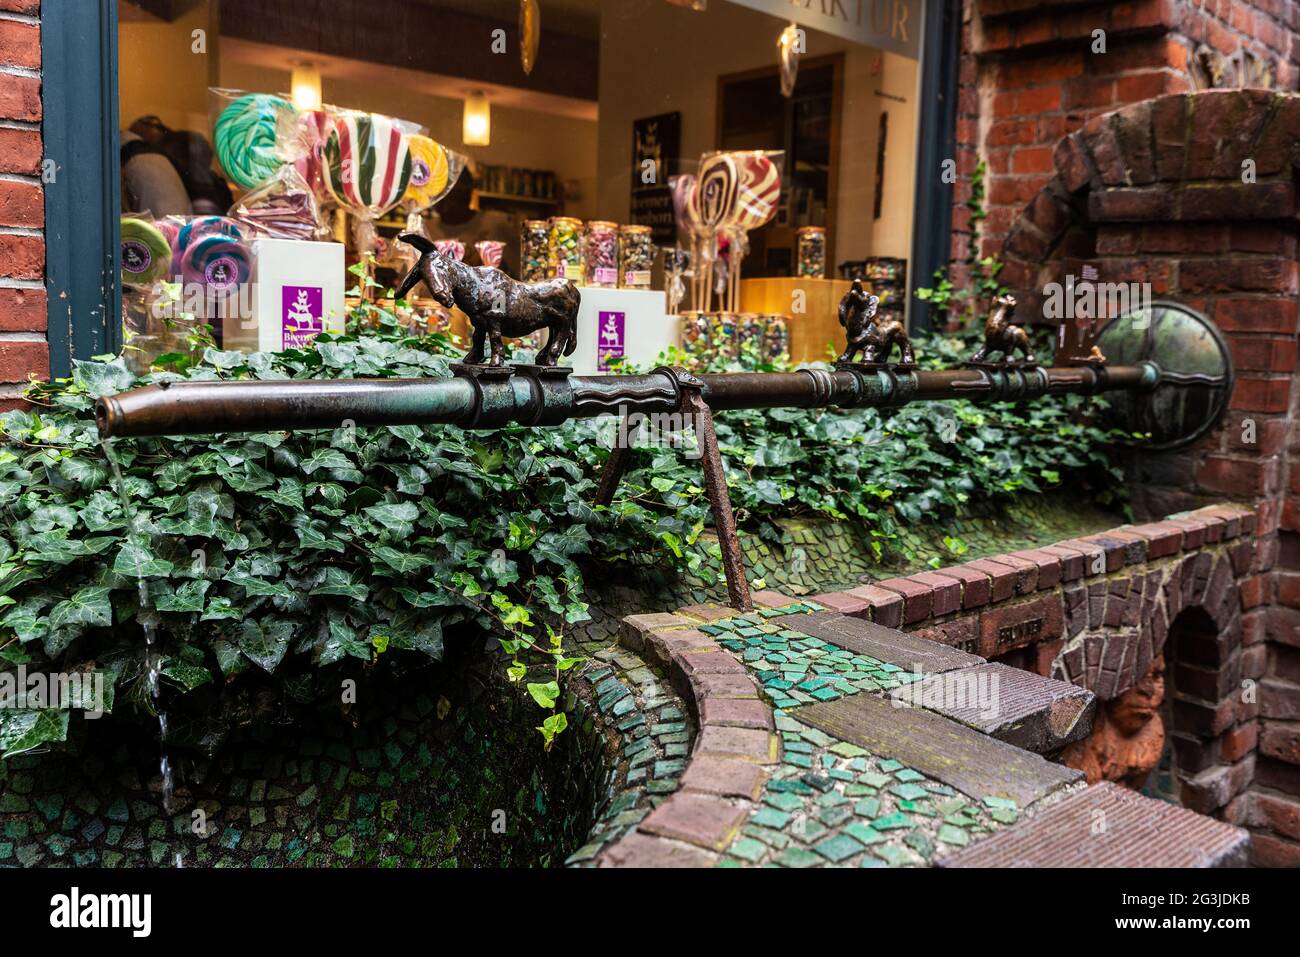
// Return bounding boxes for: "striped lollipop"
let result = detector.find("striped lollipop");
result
[214,93,292,190]
[322,111,414,218]
[402,135,450,210]
[691,153,741,232]
[734,151,780,230]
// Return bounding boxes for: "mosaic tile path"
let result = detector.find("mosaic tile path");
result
[701,605,1019,867]
[720,709,1016,868]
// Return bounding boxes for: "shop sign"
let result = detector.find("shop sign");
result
[725,0,922,60]
[282,285,325,349]
[630,112,681,245]
[597,311,626,371]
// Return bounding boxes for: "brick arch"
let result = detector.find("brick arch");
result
[996,88,1300,328]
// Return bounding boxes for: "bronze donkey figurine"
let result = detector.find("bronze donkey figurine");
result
[837,279,915,366]
[970,293,1036,366]
[397,233,580,367]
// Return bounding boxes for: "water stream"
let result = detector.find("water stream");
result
[101,438,182,867]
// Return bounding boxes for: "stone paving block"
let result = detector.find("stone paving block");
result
[676,603,738,622]
[699,696,772,729]
[639,793,750,851]
[792,611,984,674]
[696,726,780,764]
[751,589,796,609]
[796,692,1082,807]
[938,782,1250,868]
[874,577,933,623]
[888,662,1096,753]
[599,831,721,867]
[690,671,762,700]
[845,584,904,627]
[813,591,871,616]
[680,756,769,800]
[964,559,1017,602]
[930,565,992,609]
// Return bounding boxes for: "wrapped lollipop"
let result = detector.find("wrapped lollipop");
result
[475,240,504,268]
[433,239,465,261]
[213,91,294,190]
[120,217,173,287]
[321,109,415,257]
[402,135,468,211]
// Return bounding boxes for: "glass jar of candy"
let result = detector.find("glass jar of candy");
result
[520,220,548,282]
[796,226,826,279]
[583,220,619,288]
[547,216,584,282]
[619,224,655,289]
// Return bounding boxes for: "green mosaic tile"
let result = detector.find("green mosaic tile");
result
[813,833,863,863]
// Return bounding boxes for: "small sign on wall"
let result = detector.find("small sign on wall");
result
[630,111,681,246]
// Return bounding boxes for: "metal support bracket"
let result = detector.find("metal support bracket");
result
[592,367,753,611]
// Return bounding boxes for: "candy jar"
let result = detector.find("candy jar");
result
[584,220,619,288]
[763,314,790,364]
[619,224,655,289]
[681,311,710,355]
[737,313,765,365]
[710,312,739,360]
[796,226,826,279]
[520,219,548,281]
[547,215,584,282]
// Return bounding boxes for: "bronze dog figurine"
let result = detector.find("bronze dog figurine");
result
[970,293,1036,366]
[397,233,580,367]
[837,279,915,366]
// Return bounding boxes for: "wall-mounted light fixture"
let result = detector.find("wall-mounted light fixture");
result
[463,91,491,147]
[290,62,322,110]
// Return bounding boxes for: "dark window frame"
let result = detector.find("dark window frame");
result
[42,0,122,378]
[908,0,961,331]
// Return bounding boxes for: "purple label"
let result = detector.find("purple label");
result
[410,158,430,186]
[597,310,625,371]
[122,241,151,274]
[205,257,239,290]
[282,285,325,349]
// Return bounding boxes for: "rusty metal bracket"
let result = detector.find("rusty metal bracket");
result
[592,366,753,611]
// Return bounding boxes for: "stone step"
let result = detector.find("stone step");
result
[938,782,1250,867]
[792,611,985,674]
[888,661,1096,754]
[796,691,1082,807]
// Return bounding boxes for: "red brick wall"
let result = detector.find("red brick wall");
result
[0,0,45,400]
[952,0,1300,280]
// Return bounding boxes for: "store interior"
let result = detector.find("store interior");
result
[116,0,921,369]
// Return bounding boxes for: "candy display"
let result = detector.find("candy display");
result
[475,240,504,268]
[737,312,765,359]
[709,311,740,359]
[763,314,790,363]
[228,165,325,241]
[584,220,619,288]
[619,225,655,289]
[402,134,450,209]
[213,92,293,190]
[120,217,173,286]
[433,239,465,261]
[681,311,710,352]
[797,225,826,278]
[547,216,583,282]
[520,219,549,281]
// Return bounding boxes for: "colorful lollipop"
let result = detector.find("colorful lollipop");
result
[475,240,503,268]
[214,93,293,189]
[433,239,465,261]
[734,152,780,230]
[181,233,250,290]
[403,135,450,209]
[692,153,740,233]
[120,217,172,286]
[322,111,414,218]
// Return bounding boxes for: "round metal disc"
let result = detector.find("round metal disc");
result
[1094,300,1233,450]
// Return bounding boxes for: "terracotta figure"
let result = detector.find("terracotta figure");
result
[1062,655,1166,789]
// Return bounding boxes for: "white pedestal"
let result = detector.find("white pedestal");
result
[560,287,680,375]
[222,239,347,353]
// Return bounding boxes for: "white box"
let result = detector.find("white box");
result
[558,287,680,375]
[223,239,346,353]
